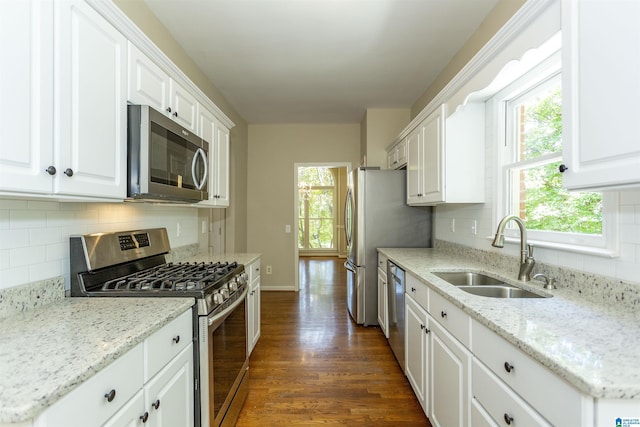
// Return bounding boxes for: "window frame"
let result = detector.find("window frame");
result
[492,50,619,256]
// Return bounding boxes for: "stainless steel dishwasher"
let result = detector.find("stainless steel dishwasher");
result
[387,261,405,370]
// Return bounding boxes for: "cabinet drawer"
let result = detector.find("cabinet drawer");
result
[144,309,192,381]
[248,259,261,283]
[39,343,144,426]
[473,358,551,426]
[429,290,470,347]
[406,272,428,310]
[472,320,586,426]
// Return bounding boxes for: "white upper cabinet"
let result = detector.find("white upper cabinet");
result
[561,0,640,191]
[0,0,127,200]
[55,0,128,199]
[405,104,484,206]
[128,43,199,134]
[198,107,230,207]
[128,41,170,114]
[0,0,53,194]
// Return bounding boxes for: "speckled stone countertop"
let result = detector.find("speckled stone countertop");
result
[0,297,194,423]
[379,248,640,400]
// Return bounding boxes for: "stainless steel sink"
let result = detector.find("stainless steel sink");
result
[432,271,506,286]
[457,285,547,298]
[432,271,550,299]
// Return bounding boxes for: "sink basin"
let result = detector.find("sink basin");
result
[457,285,547,299]
[433,271,506,286]
[432,271,551,299]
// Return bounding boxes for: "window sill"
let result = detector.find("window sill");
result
[488,235,619,258]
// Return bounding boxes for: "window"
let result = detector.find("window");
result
[494,50,616,253]
[298,167,336,251]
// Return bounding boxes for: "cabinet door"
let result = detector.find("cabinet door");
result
[249,278,261,353]
[377,269,388,338]
[212,124,230,206]
[169,80,198,133]
[405,296,428,413]
[0,0,53,194]
[145,345,194,427]
[419,105,444,204]
[429,318,470,427]
[102,390,146,427]
[562,0,640,190]
[54,0,127,198]
[127,42,170,114]
[406,130,422,204]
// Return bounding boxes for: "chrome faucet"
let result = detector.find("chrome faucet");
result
[491,215,535,281]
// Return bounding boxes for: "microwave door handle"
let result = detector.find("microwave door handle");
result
[192,148,208,191]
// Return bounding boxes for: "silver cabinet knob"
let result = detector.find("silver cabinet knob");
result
[64,168,73,177]
[46,166,57,175]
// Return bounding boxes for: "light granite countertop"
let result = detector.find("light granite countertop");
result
[379,247,640,400]
[0,297,194,423]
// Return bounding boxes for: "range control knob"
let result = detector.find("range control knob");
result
[213,292,224,305]
[220,288,230,299]
[229,281,238,292]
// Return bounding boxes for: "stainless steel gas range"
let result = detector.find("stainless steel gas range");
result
[70,228,249,427]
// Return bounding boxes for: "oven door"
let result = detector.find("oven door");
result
[199,288,249,427]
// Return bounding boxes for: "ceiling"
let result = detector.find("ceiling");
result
[143,0,500,124]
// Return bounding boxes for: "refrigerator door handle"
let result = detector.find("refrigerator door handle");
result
[344,260,357,273]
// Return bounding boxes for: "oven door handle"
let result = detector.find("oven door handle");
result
[208,286,248,328]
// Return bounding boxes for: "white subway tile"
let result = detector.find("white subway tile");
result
[10,210,46,229]
[27,200,60,211]
[0,210,8,230]
[0,267,29,289]
[29,261,62,282]
[0,229,29,250]
[620,224,640,245]
[0,249,9,270]
[46,242,67,262]
[10,246,46,267]
[615,259,640,284]
[46,210,75,227]
[0,200,28,210]
[29,227,62,245]
[619,190,640,205]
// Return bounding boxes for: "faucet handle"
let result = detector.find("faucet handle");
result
[527,244,534,258]
[533,273,556,289]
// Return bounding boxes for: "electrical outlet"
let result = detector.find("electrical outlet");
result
[471,220,477,236]
[266,265,273,275]
[176,222,182,237]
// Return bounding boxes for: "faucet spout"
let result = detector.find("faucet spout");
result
[491,215,535,281]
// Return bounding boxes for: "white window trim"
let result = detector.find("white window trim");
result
[491,48,619,257]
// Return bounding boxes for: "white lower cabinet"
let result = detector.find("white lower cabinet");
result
[405,295,429,413]
[472,358,550,427]
[429,316,471,427]
[247,258,261,355]
[403,275,593,427]
[32,309,194,427]
[377,254,388,338]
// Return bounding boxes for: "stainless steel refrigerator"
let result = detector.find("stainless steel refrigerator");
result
[344,167,432,326]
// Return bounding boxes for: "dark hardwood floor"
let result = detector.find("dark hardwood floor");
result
[236,256,431,426]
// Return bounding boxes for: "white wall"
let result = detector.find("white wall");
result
[0,199,203,290]
[434,133,640,286]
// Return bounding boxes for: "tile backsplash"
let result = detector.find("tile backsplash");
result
[0,198,201,290]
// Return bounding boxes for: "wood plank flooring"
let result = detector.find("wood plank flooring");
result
[236,256,431,426]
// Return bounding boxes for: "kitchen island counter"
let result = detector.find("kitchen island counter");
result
[379,247,640,400]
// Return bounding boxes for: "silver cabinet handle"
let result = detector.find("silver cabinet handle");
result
[192,148,208,191]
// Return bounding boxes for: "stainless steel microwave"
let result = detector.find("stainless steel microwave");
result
[127,105,208,203]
